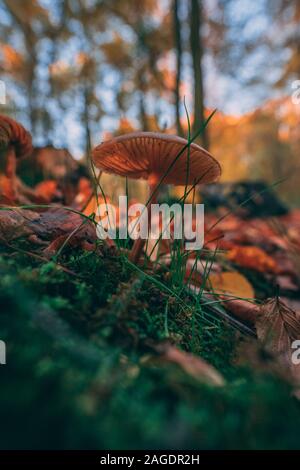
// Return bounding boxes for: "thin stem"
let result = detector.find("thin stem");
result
[4,145,17,200]
[129,181,157,264]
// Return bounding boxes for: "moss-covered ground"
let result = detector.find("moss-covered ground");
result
[0,242,300,450]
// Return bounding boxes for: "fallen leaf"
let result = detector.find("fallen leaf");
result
[255,297,300,388]
[208,271,255,299]
[0,209,40,241]
[0,207,97,252]
[227,245,277,273]
[153,342,225,387]
[272,251,299,277]
[34,180,61,203]
[276,275,299,292]
[280,297,300,313]
[256,297,300,354]
[223,298,259,324]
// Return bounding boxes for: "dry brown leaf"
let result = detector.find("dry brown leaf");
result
[256,297,300,351]
[280,297,300,313]
[208,271,255,299]
[256,297,300,388]
[0,208,97,253]
[154,342,225,387]
[0,209,40,241]
[223,298,259,324]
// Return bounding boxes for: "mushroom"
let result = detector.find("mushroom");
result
[92,131,221,263]
[0,114,33,202]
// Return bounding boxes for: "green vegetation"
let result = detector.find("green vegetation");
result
[1,243,300,450]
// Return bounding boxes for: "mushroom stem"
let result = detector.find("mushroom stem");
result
[129,181,158,264]
[3,145,17,200]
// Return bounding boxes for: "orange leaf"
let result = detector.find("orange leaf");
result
[227,245,277,273]
[208,271,255,300]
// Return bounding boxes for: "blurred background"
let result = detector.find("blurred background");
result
[0,0,299,204]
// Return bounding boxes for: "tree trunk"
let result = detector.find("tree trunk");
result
[190,0,209,148]
[173,0,184,136]
[3,0,37,134]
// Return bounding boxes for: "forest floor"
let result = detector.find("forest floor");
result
[1,199,300,449]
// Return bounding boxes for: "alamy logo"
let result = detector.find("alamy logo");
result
[0,340,6,365]
[291,340,300,365]
[0,80,6,105]
[96,197,205,250]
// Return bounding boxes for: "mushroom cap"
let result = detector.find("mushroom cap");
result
[0,114,33,159]
[92,132,221,186]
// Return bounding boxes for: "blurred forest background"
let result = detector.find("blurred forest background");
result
[0,0,299,204]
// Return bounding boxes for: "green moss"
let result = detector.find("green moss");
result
[0,246,300,449]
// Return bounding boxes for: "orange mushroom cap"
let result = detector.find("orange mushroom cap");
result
[0,114,33,159]
[92,132,221,186]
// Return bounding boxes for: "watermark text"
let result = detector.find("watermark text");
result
[96,196,204,250]
[0,340,6,365]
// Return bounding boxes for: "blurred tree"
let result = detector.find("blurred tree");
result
[173,0,184,136]
[1,0,51,134]
[272,0,300,85]
[176,0,226,147]
[0,0,107,153]
[102,0,173,131]
[190,0,207,147]
[48,0,106,155]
